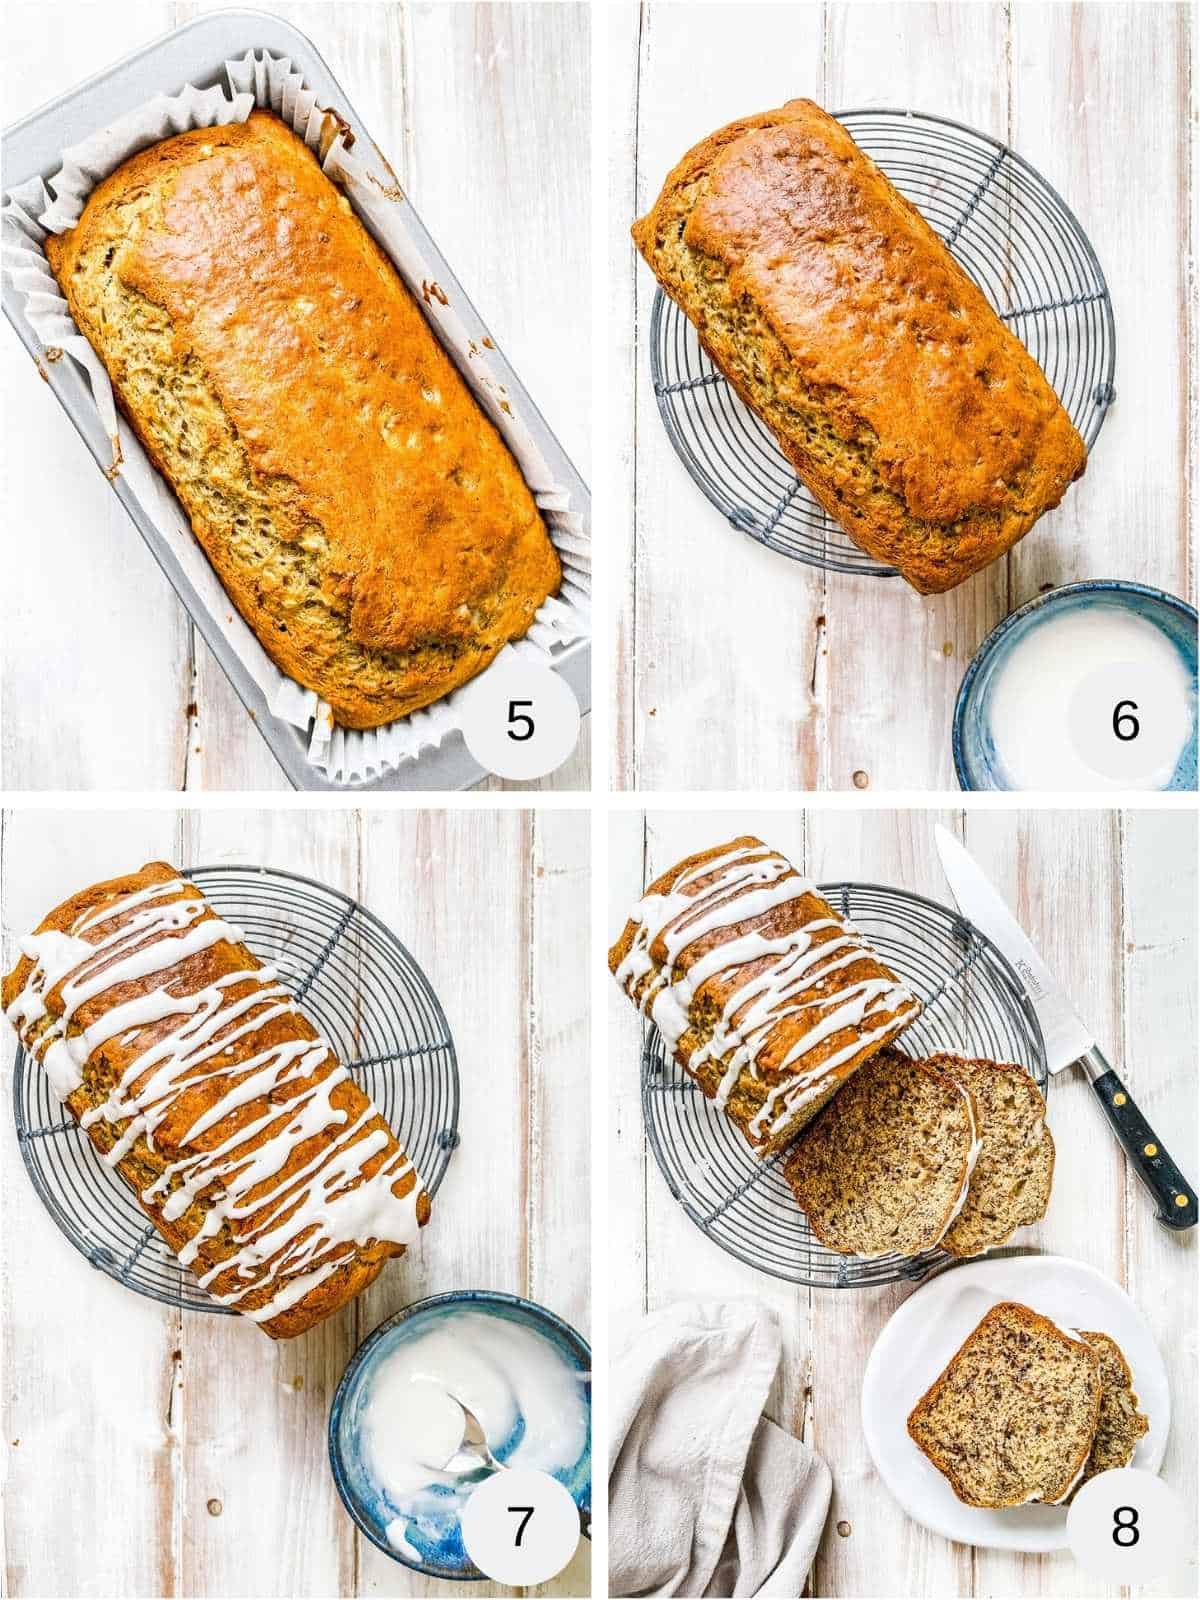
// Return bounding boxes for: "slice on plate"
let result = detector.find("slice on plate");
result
[924,1053,1055,1258]
[783,1048,978,1257]
[1068,1330,1150,1498]
[907,1301,1101,1507]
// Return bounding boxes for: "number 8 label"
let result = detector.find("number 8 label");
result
[1067,1469,1185,1583]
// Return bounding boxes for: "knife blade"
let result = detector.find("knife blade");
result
[933,825,1092,1073]
[933,824,1197,1230]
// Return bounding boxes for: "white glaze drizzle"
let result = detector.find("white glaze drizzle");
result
[6,877,424,1323]
[614,842,918,1140]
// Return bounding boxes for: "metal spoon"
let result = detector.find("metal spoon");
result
[446,1396,505,1475]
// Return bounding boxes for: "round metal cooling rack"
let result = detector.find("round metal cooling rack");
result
[649,107,1116,576]
[12,865,459,1315]
[641,882,1046,1289]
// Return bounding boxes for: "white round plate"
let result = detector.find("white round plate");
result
[861,1253,1169,1553]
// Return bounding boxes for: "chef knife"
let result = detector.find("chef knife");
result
[934,824,1197,1230]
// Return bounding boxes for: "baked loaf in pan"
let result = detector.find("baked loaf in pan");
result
[633,100,1087,593]
[2,862,430,1337]
[907,1302,1103,1507]
[45,111,561,728]
[608,837,920,1154]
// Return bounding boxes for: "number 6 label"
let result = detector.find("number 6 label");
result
[1068,662,1191,786]
[1066,1468,1186,1584]
[459,658,581,780]
[460,1466,581,1585]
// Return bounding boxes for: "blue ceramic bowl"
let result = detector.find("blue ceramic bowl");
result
[328,1291,591,1581]
[954,580,1198,791]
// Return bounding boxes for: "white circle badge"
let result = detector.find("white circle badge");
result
[1066,1468,1188,1585]
[460,1467,581,1586]
[1067,662,1192,786]
[459,658,581,780]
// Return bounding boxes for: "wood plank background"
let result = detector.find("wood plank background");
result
[1,1,590,793]
[608,807,1198,1597]
[611,0,1194,791]
[0,806,591,1598]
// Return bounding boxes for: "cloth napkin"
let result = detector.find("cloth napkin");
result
[609,1299,833,1598]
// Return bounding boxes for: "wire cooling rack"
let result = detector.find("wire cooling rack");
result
[641,882,1046,1288]
[649,107,1116,576]
[12,865,459,1314]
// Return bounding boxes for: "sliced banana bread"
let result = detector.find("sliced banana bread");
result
[783,1048,979,1256]
[1069,1331,1149,1497]
[907,1302,1102,1507]
[925,1054,1055,1258]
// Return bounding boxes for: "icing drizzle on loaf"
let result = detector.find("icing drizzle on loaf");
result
[6,878,424,1324]
[614,841,919,1142]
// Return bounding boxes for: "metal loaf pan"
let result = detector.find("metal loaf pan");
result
[1,8,591,791]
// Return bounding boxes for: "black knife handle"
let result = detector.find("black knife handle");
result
[1082,1047,1198,1229]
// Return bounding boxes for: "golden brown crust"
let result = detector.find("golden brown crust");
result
[633,99,1087,593]
[45,112,560,727]
[608,836,920,1154]
[3,862,430,1338]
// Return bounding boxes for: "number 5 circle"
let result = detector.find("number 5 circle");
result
[459,657,582,780]
[1066,1468,1188,1584]
[460,1466,582,1585]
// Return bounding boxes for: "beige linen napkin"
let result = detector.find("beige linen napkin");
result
[609,1299,832,1598]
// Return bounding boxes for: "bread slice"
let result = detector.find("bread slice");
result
[907,1302,1102,1507]
[1068,1331,1149,1497]
[924,1054,1055,1258]
[783,1048,979,1257]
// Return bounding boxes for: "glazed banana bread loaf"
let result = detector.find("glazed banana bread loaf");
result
[633,99,1087,593]
[45,111,560,728]
[3,862,430,1337]
[608,837,920,1154]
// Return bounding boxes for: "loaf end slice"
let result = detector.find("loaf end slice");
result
[1069,1331,1149,1497]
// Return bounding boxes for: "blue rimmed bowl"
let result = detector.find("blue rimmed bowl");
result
[329,1291,591,1581]
[954,580,1198,791]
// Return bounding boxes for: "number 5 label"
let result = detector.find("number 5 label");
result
[1066,1468,1187,1584]
[460,1466,581,1585]
[459,658,581,780]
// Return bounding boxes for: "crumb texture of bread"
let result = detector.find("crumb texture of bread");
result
[632,99,1087,593]
[608,837,920,1154]
[2,862,431,1338]
[907,1301,1102,1507]
[784,1048,976,1256]
[44,112,560,728]
[925,1053,1055,1257]
[1071,1331,1150,1496]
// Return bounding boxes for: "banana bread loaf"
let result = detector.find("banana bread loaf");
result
[633,99,1087,593]
[45,111,560,728]
[608,837,920,1154]
[3,862,430,1337]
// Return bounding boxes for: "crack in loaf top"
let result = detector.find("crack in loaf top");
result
[665,99,1085,524]
[53,111,558,656]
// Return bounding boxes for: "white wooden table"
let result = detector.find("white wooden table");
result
[1,806,591,1598]
[610,0,1194,792]
[608,807,1198,1597]
[1,1,590,794]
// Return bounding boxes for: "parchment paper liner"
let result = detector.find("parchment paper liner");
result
[1,50,590,784]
